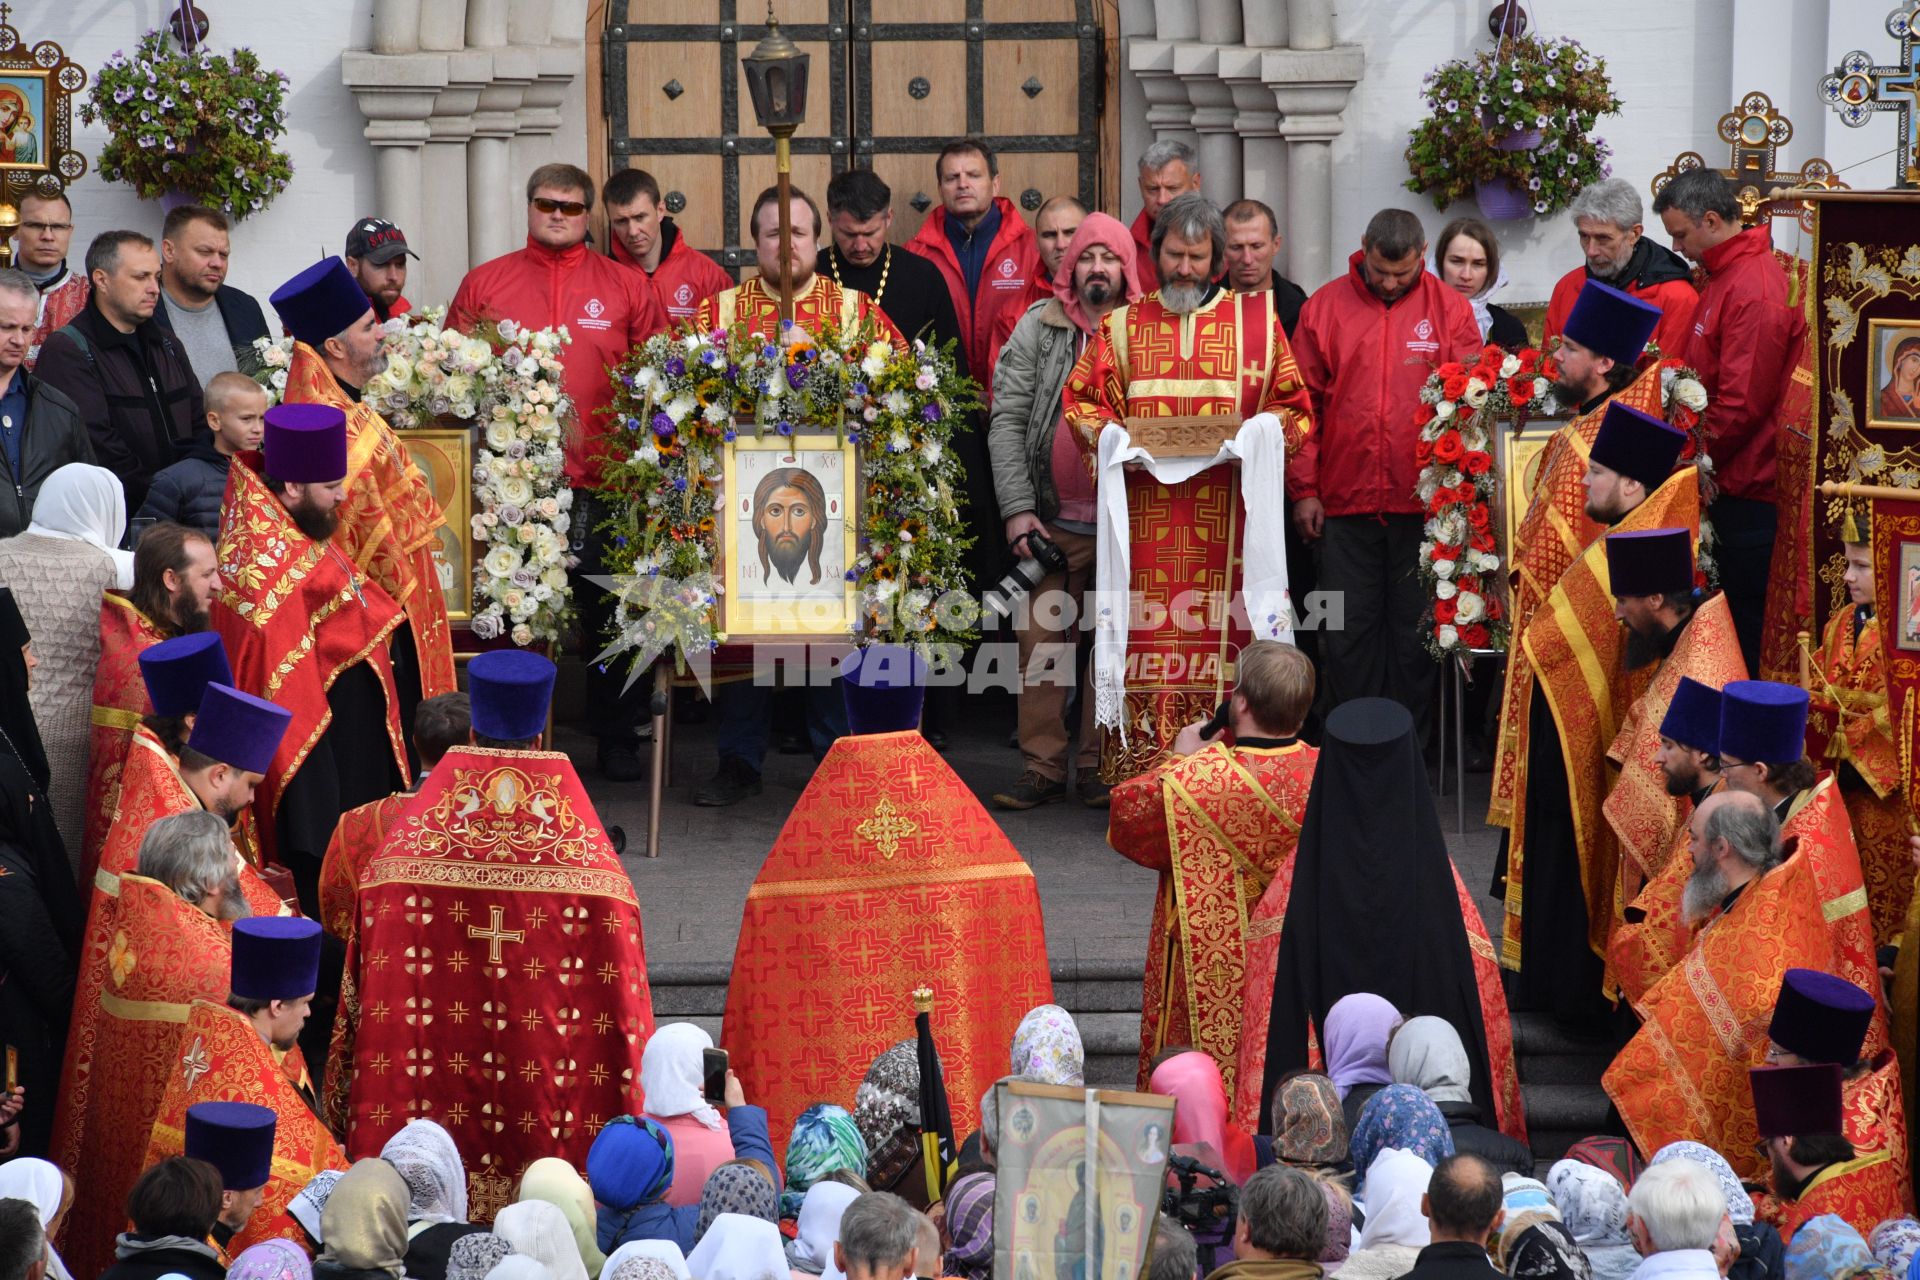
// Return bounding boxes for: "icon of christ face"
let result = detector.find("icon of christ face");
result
[752,465,826,585]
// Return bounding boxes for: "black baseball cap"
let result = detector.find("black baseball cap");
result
[344,218,417,265]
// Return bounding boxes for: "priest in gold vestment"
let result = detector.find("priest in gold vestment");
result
[1108,640,1318,1095]
[1062,194,1314,783]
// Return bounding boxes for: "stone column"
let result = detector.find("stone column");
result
[1195,0,1241,47]
[420,0,468,51]
[1130,41,1200,152]
[1222,48,1285,215]
[1288,0,1335,51]
[468,50,534,268]
[1264,46,1362,283]
[422,50,490,296]
[1151,0,1200,43]
[342,53,446,251]
[514,42,579,181]
[1175,46,1242,201]
[1242,0,1286,50]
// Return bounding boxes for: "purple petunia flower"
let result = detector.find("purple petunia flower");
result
[786,364,808,389]
[651,412,674,436]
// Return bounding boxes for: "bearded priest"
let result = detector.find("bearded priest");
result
[270,257,456,709]
[330,649,652,1223]
[721,645,1052,1152]
[146,916,347,1258]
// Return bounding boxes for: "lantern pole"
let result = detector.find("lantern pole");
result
[741,5,809,329]
[776,129,794,326]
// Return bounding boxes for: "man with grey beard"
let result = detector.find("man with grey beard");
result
[1542,177,1697,360]
[1678,789,1779,926]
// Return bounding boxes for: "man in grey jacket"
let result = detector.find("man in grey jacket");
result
[986,212,1139,810]
[0,268,92,536]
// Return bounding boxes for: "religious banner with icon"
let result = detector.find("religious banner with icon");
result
[992,1082,1177,1280]
[0,4,87,264]
[718,430,860,641]
[1822,1,1920,188]
[399,430,477,623]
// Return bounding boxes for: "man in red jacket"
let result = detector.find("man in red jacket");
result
[1652,168,1802,673]
[1540,178,1697,360]
[604,166,733,328]
[1288,209,1482,746]
[1130,140,1203,293]
[448,162,669,781]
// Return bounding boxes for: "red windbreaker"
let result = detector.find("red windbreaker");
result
[449,236,667,487]
[904,197,1041,400]
[1684,225,1802,502]
[1541,262,1698,362]
[609,218,734,327]
[1287,252,1483,516]
[1130,208,1159,292]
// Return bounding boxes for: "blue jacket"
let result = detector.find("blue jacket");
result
[595,1104,777,1255]
[135,437,230,537]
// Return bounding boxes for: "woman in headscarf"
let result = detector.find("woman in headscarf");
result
[1545,1160,1639,1280]
[782,1103,870,1219]
[1784,1214,1879,1280]
[1010,1005,1085,1084]
[1148,1050,1258,1184]
[1318,1178,1353,1268]
[1501,1220,1591,1280]
[601,1259,679,1280]
[1390,1016,1533,1178]
[1559,1138,1643,1196]
[445,1234,514,1280]
[520,1159,608,1279]
[1874,1219,1920,1277]
[943,1172,995,1280]
[853,1040,932,1206]
[494,1200,590,1280]
[1268,1073,1352,1178]
[382,1119,484,1280]
[591,1107,777,1256]
[1647,1141,1784,1280]
[694,1161,779,1244]
[0,462,132,854]
[687,1213,792,1280]
[0,1157,74,1280]
[1335,1148,1432,1279]
[0,588,78,1160]
[598,1241,690,1280]
[228,1240,315,1280]
[1492,1177,1559,1274]
[1349,1085,1455,1194]
[1324,994,1400,1128]
[291,1169,348,1251]
[787,1181,861,1277]
[640,1023,739,1207]
[316,1158,412,1280]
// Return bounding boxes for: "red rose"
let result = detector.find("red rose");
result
[1677,434,1697,460]
[1461,450,1492,476]
[1442,375,1469,402]
[1470,528,1497,553]
[1415,436,1435,466]
[1541,357,1560,382]
[1434,598,1459,624]
[1507,375,1536,403]
[1467,504,1491,531]
[1414,401,1439,427]
[1481,344,1504,363]
[1433,542,1461,561]
[1429,491,1451,516]
[1461,623,1490,648]
[1518,348,1542,372]
[1433,431,1465,464]
[1438,361,1467,379]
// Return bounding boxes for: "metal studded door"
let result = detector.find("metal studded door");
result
[600,0,1101,272]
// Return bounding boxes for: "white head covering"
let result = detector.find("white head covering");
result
[1010,1005,1085,1085]
[493,1200,589,1280]
[0,1157,74,1280]
[1467,266,1512,342]
[788,1180,861,1275]
[1357,1148,1435,1252]
[1387,1015,1474,1106]
[290,1169,348,1245]
[24,462,133,588]
[640,1021,724,1131]
[381,1118,469,1224]
[688,1213,792,1280]
[600,1241,691,1280]
[484,1258,556,1280]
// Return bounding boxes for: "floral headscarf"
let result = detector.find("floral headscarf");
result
[1273,1073,1349,1167]
[605,1260,678,1280]
[381,1118,469,1224]
[852,1040,922,1155]
[1545,1160,1637,1280]
[1504,1220,1592,1280]
[227,1240,313,1280]
[290,1169,346,1245]
[782,1103,870,1218]
[1350,1084,1455,1185]
[1647,1141,1755,1226]
[1324,993,1400,1098]
[1785,1214,1877,1280]
[1010,1005,1084,1085]
[943,1173,995,1280]
[446,1234,514,1280]
[1875,1219,1920,1276]
[599,1241,690,1280]
[1319,1180,1352,1265]
[695,1162,778,1243]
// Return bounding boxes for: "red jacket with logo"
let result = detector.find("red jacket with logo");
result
[449,236,667,486]
[1287,253,1483,517]
[610,219,734,328]
[1684,225,1802,502]
[1130,208,1159,292]
[904,197,1041,400]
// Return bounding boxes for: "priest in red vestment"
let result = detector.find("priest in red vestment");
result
[83,523,218,883]
[330,650,652,1222]
[1107,640,1318,1096]
[1752,1062,1908,1241]
[147,917,347,1256]
[721,644,1053,1151]
[1062,193,1316,783]
[1246,695,1525,1147]
[269,256,456,705]
[1762,968,1911,1210]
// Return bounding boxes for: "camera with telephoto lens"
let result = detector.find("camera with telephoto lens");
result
[983,529,1070,619]
[1162,1154,1239,1273]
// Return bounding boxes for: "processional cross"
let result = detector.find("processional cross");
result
[1822,1,1920,188]
[1652,91,1845,230]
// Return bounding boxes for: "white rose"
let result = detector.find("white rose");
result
[1435,579,1458,599]
[511,623,534,646]
[1433,558,1456,579]
[1675,378,1707,412]
[1463,382,1490,409]
[1454,591,1486,624]
[1475,551,1500,572]
[484,545,520,577]
[486,422,515,450]
[1500,354,1520,378]
[445,374,474,402]
[542,567,569,591]
[384,353,411,383]
[1436,624,1459,648]
[498,476,534,507]
[1435,400,1456,419]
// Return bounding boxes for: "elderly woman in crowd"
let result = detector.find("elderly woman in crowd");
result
[1266,1072,1351,1179]
[315,1159,414,1280]
[640,1023,739,1207]
[0,1158,74,1280]
[685,1213,791,1280]
[1390,1016,1532,1178]
[1647,1141,1784,1280]
[1336,1148,1432,1278]
[1148,1049,1257,1185]
[1545,1159,1638,1280]
[381,1119,485,1280]
[1324,994,1401,1131]
[692,1161,779,1245]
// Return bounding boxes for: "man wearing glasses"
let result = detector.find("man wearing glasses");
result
[449,164,669,780]
[16,188,87,368]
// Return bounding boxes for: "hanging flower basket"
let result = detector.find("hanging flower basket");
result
[1404,34,1621,219]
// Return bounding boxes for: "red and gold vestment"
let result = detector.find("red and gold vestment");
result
[317,789,413,941]
[81,593,169,883]
[721,730,1052,1152]
[1107,740,1317,1096]
[1608,778,1724,1008]
[693,274,905,351]
[1781,775,1889,1057]
[331,745,651,1221]
[1776,1149,1910,1242]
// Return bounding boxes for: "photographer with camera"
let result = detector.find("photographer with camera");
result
[1201,1164,1328,1280]
[987,212,1142,812]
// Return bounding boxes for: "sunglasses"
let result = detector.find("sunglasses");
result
[531,197,588,217]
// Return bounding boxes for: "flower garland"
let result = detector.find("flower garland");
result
[594,317,977,677]
[245,309,578,647]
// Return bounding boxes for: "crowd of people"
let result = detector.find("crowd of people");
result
[0,78,1903,1280]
